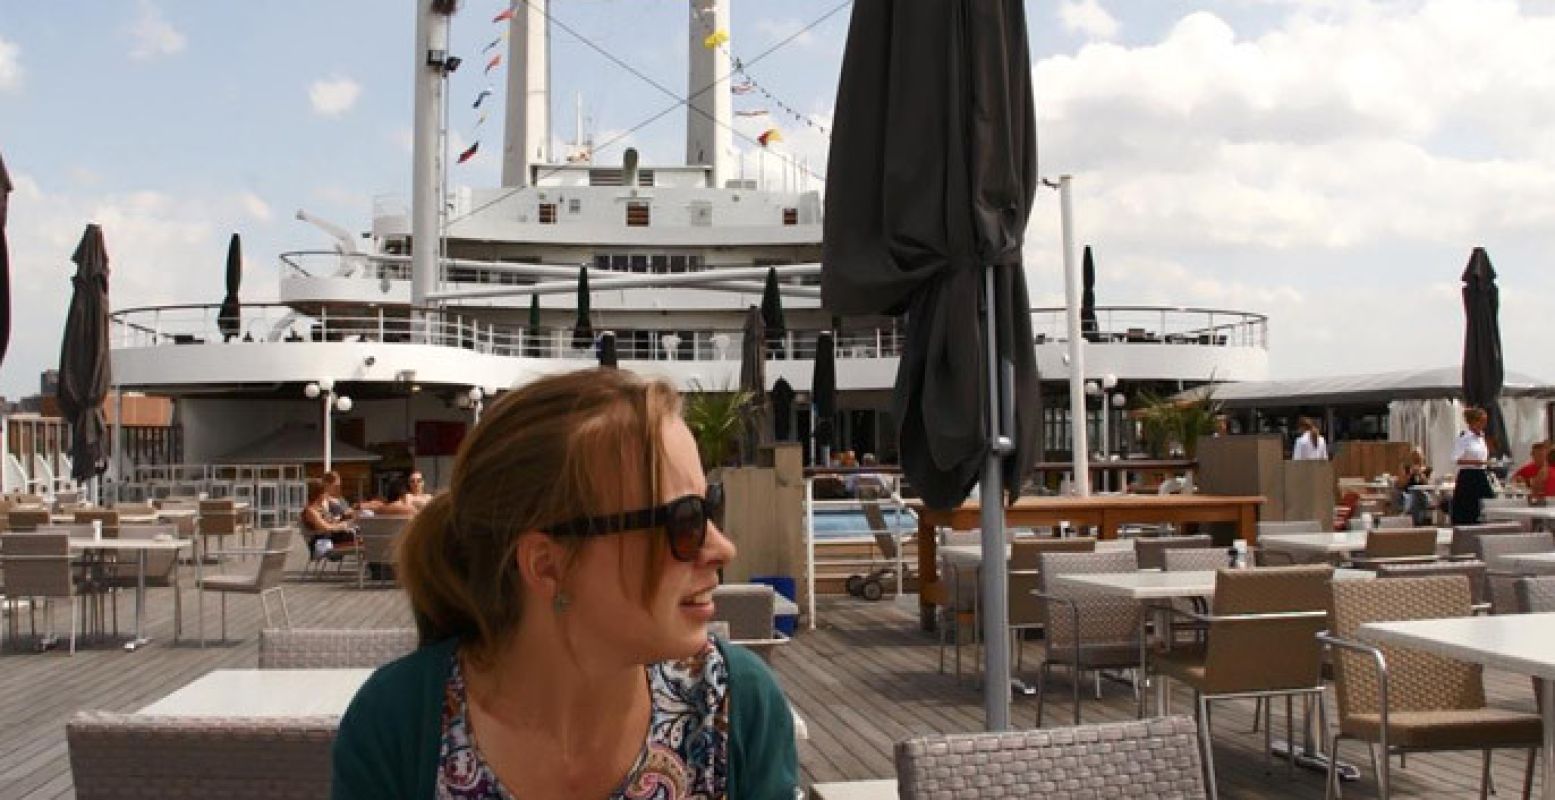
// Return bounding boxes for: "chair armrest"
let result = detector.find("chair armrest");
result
[1316,631,1391,744]
[1032,591,1085,667]
[1166,606,1328,625]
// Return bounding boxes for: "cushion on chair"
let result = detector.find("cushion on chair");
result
[1342,708,1543,749]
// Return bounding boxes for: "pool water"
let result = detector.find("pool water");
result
[809,509,917,541]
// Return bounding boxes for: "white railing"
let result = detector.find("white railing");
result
[1029,306,1269,350]
[803,475,918,632]
[110,303,906,362]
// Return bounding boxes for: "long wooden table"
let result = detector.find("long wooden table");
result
[909,494,1265,629]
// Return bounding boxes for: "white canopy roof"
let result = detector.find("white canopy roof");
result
[1183,366,1555,408]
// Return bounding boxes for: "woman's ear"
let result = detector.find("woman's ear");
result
[515,531,566,599]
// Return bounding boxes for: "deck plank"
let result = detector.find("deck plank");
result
[0,561,1543,799]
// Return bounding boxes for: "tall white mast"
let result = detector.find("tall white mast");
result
[411,1,451,323]
[502,0,550,186]
[686,0,732,187]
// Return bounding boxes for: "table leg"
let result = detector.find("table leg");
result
[1153,605,1169,715]
[125,549,149,651]
[1542,677,1553,800]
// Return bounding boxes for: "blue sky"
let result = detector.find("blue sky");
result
[3,0,1555,399]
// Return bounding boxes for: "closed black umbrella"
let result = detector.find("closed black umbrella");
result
[58,224,113,484]
[572,266,593,351]
[598,330,618,368]
[0,149,11,368]
[761,266,787,357]
[526,293,542,357]
[770,377,796,442]
[822,0,1041,511]
[217,233,242,341]
[1461,247,1508,456]
[812,331,837,463]
[738,306,770,462]
[821,0,1040,730]
[1081,245,1099,342]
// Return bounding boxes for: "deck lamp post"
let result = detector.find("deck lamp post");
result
[1085,374,1123,489]
[305,378,352,472]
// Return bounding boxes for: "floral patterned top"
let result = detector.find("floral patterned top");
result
[436,637,731,799]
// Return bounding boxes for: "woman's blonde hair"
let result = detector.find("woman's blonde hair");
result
[398,369,683,665]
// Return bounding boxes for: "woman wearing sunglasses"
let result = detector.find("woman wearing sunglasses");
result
[333,369,798,799]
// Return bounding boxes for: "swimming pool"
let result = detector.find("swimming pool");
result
[808,507,917,541]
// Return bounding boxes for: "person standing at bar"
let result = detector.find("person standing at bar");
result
[1450,407,1494,525]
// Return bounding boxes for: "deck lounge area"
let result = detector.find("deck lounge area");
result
[0,548,1545,800]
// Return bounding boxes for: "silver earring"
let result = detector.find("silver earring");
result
[552,591,570,613]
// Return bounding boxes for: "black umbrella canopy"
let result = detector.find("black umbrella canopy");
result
[1081,245,1099,342]
[572,266,594,351]
[58,224,113,483]
[598,330,618,368]
[526,293,542,357]
[0,148,11,368]
[739,306,771,461]
[812,330,837,460]
[761,266,787,355]
[771,376,796,441]
[821,0,1041,509]
[1461,247,1509,457]
[217,233,242,341]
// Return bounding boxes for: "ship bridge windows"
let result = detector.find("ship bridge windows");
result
[783,208,798,226]
[593,254,705,273]
[538,203,557,224]
[625,202,651,227]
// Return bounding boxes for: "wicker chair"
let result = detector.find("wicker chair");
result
[0,531,79,653]
[73,509,120,538]
[6,508,52,532]
[1374,559,1489,609]
[895,715,1208,800]
[258,627,418,668]
[1153,566,1333,800]
[197,528,292,644]
[66,712,335,799]
[1163,549,1231,572]
[1034,549,1144,726]
[1479,532,1555,614]
[1376,514,1414,529]
[104,524,185,638]
[1320,576,1541,800]
[1135,535,1214,571]
[1516,575,1555,613]
[1007,537,1097,674]
[354,514,409,589]
[711,583,789,663]
[1348,528,1438,568]
[1450,521,1526,558]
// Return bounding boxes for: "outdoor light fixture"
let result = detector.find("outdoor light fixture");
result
[305,379,351,471]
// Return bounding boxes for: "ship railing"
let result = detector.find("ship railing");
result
[1029,306,1269,350]
[803,472,917,631]
[109,303,907,361]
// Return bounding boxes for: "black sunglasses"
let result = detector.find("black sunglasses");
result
[542,484,724,561]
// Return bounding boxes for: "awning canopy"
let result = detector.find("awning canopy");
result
[214,422,382,465]
[1182,365,1555,408]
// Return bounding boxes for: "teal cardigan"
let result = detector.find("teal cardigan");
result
[332,638,798,799]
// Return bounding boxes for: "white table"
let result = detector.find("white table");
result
[69,537,194,650]
[809,779,898,799]
[1505,552,1555,575]
[1484,506,1555,526]
[138,668,371,717]
[939,538,1132,568]
[1358,613,1555,800]
[1259,529,1452,558]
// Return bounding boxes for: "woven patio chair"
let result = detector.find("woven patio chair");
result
[1034,549,1144,726]
[67,712,335,799]
[1450,521,1526,558]
[354,515,408,589]
[1153,566,1332,800]
[1,531,80,654]
[1516,575,1555,614]
[1135,535,1214,571]
[1376,514,1414,529]
[5,508,51,532]
[73,509,120,538]
[197,528,292,644]
[1006,537,1097,674]
[1479,532,1555,614]
[1347,528,1438,569]
[258,627,418,668]
[1374,560,1488,609]
[711,583,789,663]
[1163,549,1231,572]
[1319,576,1541,800]
[103,523,184,638]
[895,715,1207,800]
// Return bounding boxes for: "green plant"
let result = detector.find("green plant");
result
[1134,383,1223,459]
[681,380,754,470]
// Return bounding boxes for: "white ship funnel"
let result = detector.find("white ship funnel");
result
[623,148,640,188]
[686,0,732,188]
[502,0,551,187]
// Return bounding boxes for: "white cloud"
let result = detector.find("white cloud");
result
[309,76,361,117]
[127,1,186,61]
[238,191,272,222]
[1059,0,1120,41]
[1025,0,1555,379]
[754,18,816,48]
[0,36,21,91]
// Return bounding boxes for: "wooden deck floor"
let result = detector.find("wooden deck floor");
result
[0,563,1543,799]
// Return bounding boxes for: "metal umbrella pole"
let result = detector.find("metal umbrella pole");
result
[978,263,1017,730]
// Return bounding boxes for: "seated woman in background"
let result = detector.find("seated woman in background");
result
[1512,441,1549,489]
[357,478,419,517]
[404,471,434,511]
[1397,447,1433,525]
[300,480,358,559]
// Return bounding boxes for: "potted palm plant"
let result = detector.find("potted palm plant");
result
[682,381,754,471]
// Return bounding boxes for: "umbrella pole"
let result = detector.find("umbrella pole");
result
[1057,176,1091,495]
[979,264,1014,732]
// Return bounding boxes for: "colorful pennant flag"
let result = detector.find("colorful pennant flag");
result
[492,7,515,23]
[485,54,502,74]
[731,81,755,95]
[482,35,504,54]
[757,128,782,147]
[458,142,480,164]
[473,88,493,109]
[702,29,729,49]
